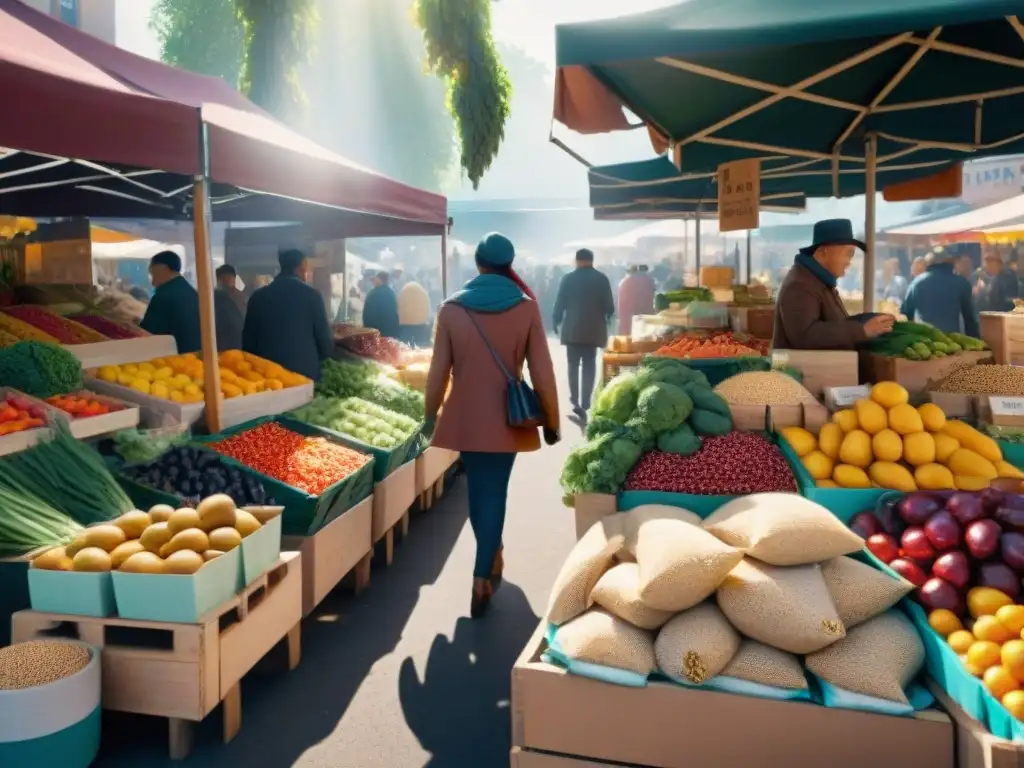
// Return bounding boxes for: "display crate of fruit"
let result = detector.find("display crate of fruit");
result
[0,388,53,456]
[65,334,177,370]
[45,390,139,439]
[1,305,107,345]
[194,416,376,536]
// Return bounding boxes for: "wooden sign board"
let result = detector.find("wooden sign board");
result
[717,158,760,232]
[825,385,871,411]
[989,396,1024,427]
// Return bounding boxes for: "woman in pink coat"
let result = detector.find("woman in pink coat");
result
[424,233,561,618]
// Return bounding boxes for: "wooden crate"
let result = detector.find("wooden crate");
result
[928,681,1024,768]
[771,350,858,398]
[11,553,302,760]
[511,747,615,767]
[282,496,372,617]
[981,311,1024,366]
[572,494,617,540]
[768,401,829,433]
[415,447,459,509]
[372,459,417,565]
[860,350,994,397]
[601,352,643,382]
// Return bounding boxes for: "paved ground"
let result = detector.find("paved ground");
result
[98,339,584,768]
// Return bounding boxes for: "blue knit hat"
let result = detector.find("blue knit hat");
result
[475,232,515,267]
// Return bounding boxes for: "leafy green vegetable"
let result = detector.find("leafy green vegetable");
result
[560,431,643,495]
[0,341,82,398]
[317,358,424,420]
[656,423,701,455]
[113,427,189,464]
[592,372,640,424]
[689,408,733,436]
[636,382,693,433]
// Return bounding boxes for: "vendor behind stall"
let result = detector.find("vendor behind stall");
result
[139,250,201,353]
[772,219,894,350]
[900,252,980,337]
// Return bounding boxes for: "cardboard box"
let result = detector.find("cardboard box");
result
[572,494,617,540]
[772,349,858,398]
[860,351,994,397]
[929,681,1024,768]
[512,624,954,768]
[981,311,1024,366]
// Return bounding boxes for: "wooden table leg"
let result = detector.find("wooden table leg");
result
[222,683,242,745]
[286,623,302,670]
[354,552,371,594]
[400,511,410,538]
[168,718,194,760]
[384,528,394,566]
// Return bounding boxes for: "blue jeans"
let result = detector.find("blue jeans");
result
[461,451,516,579]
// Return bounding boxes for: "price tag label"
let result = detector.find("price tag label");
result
[829,386,871,408]
[990,396,1024,416]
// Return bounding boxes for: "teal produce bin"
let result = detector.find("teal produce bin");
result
[657,356,771,388]
[618,490,740,518]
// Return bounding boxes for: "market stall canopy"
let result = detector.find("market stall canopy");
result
[595,191,806,220]
[979,222,1024,242]
[0,0,447,235]
[555,0,1024,185]
[91,239,184,261]
[565,218,722,250]
[885,193,1024,237]
[588,155,959,210]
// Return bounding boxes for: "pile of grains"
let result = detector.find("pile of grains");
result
[931,363,1024,396]
[0,640,90,689]
[624,432,797,495]
[713,371,817,405]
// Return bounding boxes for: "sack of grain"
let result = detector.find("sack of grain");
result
[621,504,701,558]
[703,493,864,566]
[716,559,845,654]
[546,514,626,625]
[551,609,657,678]
[591,563,675,630]
[719,640,808,693]
[821,556,914,628]
[805,610,925,707]
[635,514,743,612]
[655,602,741,685]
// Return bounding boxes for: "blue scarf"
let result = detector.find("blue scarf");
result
[795,252,838,289]
[447,273,527,312]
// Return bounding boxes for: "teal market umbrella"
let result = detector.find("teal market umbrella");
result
[555,0,1024,307]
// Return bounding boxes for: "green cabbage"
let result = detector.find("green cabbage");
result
[636,382,693,433]
[592,372,640,424]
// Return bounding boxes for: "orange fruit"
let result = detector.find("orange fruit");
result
[929,609,964,637]
[974,615,1015,644]
[1004,640,1024,681]
[961,654,986,678]
[968,587,1014,618]
[948,630,976,654]
[985,666,1021,699]
[1003,690,1024,720]
[998,605,1024,635]
[968,640,1003,671]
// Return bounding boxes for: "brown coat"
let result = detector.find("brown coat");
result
[425,300,560,453]
[772,263,868,350]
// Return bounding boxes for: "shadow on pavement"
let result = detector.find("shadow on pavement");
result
[398,583,539,768]
[95,476,470,768]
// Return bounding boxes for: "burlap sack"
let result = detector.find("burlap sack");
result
[805,610,925,705]
[622,504,702,558]
[635,515,742,612]
[703,493,864,566]
[591,563,675,630]
[546,514,626,625]
[655,602,741,684]
[716,558,846,654]
[720,640,808,691]
[821,556,914,628]
[553,608,656,676]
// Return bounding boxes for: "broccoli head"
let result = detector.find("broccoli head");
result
[592,372,640,424]
[559,431,643,495]
[636,357,709,389]
[635,382,693,434]
[656,423,701,455]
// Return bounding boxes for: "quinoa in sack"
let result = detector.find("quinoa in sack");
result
[621,504,702,559]
[655,602,741,685]
[634,513,742,612]
[716,559,846,654]
[591,563,675,630]
[821,556,914,629]
[552,609,657,676]
[703,493,864,566]
[719,640,808,692]
[805,610,925,705]
[546,514,625,625]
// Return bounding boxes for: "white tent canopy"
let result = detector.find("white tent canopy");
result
[565,217,726,250]
[886,194,1024,237]
[91,239,184,261]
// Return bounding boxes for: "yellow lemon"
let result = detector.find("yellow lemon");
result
[184,383,200,396]
[153,366,174,381]
[138,362,156,373]
[130,379,151,395]
[151,357,168,368]
[134,369,154,383]
[173,374,192,388]
[169,390,185,403]
[117,373,134,387]
[150,382,170,399]
[98,365,119,382]
[182,392,204,404]
[122,363,139,374]
[234,361,252,374]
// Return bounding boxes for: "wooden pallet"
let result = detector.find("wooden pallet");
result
[11,552,303,760]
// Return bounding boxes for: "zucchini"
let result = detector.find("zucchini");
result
[892,321,953,345]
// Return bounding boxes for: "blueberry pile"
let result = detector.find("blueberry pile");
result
[122,446,275,507]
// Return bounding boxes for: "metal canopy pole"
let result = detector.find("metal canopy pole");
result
[864,133,878,313]
[745,229,752,284]
[694,209,702,286]
[193,119,223,433]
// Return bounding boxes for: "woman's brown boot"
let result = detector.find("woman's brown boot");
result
[471,578,493,619]
[490,546,504,592]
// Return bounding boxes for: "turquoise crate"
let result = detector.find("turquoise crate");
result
[678,356,771,387]
[27,570,115,618]
[194,416,375,537]
[239,511,282,586]
[618,490,740,518]
[999,440,1024,469]
[776,433,888,519]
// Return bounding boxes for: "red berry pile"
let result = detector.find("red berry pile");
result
[625,432,798,495]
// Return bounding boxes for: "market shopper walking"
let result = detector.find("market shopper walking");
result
[424,232,560,619]
[553,249,615,419]
[139,250,201,353]
[242,248,333,381]
[617,264,656,335]
[976,253,1019,312]
[363,271,401,339]
[901,253,980,336]
[397,279,432,346]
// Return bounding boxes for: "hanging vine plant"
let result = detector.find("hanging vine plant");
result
[232,0,318,120]
[415,0,512,189]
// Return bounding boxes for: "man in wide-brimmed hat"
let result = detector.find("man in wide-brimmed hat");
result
[772,219,895,350]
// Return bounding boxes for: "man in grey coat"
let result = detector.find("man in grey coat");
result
[553,249,615,419]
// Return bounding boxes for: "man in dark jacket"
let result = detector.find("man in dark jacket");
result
[901,254,980,337]
[977,253,1019,312]
[214,264,245,351]
[553,248,615,418]
[139,250,201,353]
[362,271,400,339]
[773,219,894,350]
[243,248,333,380]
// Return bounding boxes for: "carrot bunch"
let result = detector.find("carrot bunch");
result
[654,333,762,359]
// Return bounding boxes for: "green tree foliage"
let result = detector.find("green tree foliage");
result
[150,0,243,86]
[415,0,512,189]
